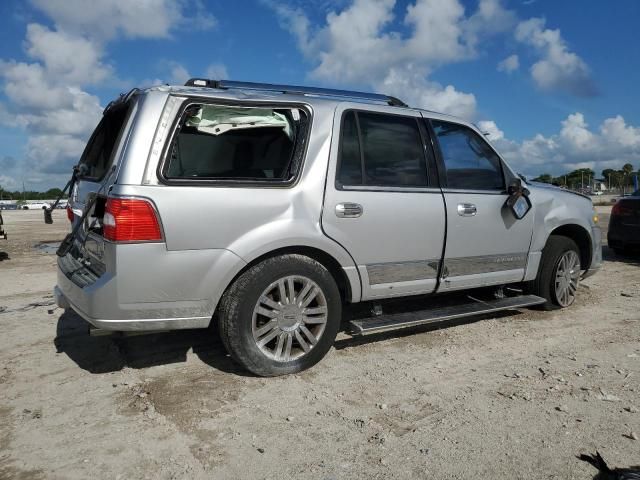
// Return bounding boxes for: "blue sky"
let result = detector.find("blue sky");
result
[0,0,639,191]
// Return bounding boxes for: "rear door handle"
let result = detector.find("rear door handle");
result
[457,203,477,216]
[335,203,363,218]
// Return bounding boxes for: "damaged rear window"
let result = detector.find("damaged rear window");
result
[78,102,130,180]
[163,104,307,183]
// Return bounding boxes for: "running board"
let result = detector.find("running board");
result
[348,294,546,335]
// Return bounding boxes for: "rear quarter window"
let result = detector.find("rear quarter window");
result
[162,103,308,185]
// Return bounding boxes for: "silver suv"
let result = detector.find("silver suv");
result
[53,79,602,376]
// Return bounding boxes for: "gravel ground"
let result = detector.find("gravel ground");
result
[0,207,639,480]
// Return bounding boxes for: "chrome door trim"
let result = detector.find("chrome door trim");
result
[443,252,528,277]
[366,259,440,285]
[340,185,442,193]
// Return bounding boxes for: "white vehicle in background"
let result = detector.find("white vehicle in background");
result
[22,202,51,210]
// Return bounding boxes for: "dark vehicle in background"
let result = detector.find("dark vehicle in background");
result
[608,190,640,254]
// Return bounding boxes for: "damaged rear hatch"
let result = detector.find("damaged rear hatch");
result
[61,90,139,287]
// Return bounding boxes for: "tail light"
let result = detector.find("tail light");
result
[611,201,633,217]
[103,197,163,242]
[66,206,74,222]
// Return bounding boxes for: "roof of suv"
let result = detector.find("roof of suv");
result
[141,78,464,125]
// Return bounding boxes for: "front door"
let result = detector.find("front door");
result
[322,105,446,300]
[427,118,534,291]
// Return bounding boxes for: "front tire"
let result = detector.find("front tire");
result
[527,236,581,310]
[218,254,342,376]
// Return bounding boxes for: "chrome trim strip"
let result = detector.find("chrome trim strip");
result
[444,253,528,277]
[442,189,506,195]
[340,186,442,193]
[367,260,439,285]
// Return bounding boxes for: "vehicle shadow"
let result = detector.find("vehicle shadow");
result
[55,298,522,375]
[602,245,640,265]
[0,252,9,261]
[53,309,252,376]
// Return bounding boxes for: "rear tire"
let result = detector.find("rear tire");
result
[218,254,342,376]
[526,236,581,310]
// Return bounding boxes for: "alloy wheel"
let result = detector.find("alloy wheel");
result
[252,275,328,362]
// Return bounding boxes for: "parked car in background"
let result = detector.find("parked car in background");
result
[22,202,51,210]
[53,79,602,376]
[608,189,640,254]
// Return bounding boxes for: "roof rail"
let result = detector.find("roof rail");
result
[184,78,408,107]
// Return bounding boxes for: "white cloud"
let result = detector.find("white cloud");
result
[463,0,517,51]
[477,120,504,140]
[25,24,112,85]
[515,17,596,96]
[0,0,218,190]
[268,0,515,118]
[379,65,476,119]
[600,115,640,149]
[28,0,216,41]
[497,54,519,73]
[485,113,640,177]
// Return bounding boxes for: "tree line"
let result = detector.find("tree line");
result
[532,163,639,190]
[0,187,66,201]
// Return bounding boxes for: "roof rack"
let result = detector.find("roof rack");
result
[184,78,408,107]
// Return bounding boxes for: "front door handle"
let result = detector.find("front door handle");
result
[457,203,477,216]
[335,203,363,218]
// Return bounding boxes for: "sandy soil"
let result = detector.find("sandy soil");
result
[0,207,639,480]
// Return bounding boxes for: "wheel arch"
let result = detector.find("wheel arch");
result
[210,245,357,327]
[548,223,592,270]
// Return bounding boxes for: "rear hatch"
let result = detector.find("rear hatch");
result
[63,91,138,281]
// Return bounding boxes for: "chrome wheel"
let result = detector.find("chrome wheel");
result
[252,275,328,362]
[554,250,580,307]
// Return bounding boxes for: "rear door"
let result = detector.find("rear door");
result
[322,104,446,300]
[426,118,534,291]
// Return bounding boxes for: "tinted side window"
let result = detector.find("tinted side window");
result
[337,111,428,188]
[432,120,504,191]
[338,111,363,185]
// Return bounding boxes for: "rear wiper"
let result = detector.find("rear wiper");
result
[43,163,88,224]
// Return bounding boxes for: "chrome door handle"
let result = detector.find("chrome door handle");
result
[335,203,363,218]
[457,203,477,216]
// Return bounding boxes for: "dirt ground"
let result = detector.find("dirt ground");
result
[0,207,639,480]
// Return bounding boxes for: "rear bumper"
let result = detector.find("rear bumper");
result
[55,270,210,331]
[608,222,640,248]
[54,244,246,331]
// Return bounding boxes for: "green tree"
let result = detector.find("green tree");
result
[533,173,553,183]
[44,188,64,199]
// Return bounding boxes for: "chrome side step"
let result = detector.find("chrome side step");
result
[348,294,545,335]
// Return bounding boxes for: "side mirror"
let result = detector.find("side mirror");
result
[505,179,531,219]
[507,178,522,196]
